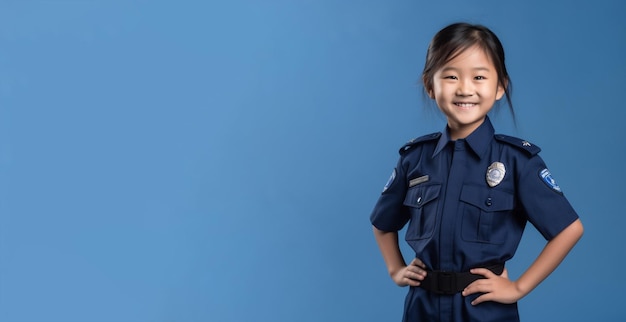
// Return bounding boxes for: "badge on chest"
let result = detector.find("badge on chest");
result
[486,162,506,187]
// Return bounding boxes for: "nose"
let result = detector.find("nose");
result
[456,78,474,96]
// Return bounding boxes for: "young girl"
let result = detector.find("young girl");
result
[370,22,583,322]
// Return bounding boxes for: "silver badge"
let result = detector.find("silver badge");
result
[486,162,506,187]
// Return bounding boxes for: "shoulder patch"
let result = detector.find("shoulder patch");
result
[399,132,441,154]
[539,168,563,194]
[494,134,541,156]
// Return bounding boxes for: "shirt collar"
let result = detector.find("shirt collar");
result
[432,116,495,159]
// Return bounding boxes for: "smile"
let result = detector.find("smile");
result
[454,103,478,108]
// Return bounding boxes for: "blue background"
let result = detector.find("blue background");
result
[0,1,624,321]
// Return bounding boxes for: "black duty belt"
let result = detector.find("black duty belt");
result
[420,264,505,295]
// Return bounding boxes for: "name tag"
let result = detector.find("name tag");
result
[409,175,429,187]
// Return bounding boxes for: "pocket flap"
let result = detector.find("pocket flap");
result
[403,184,441,208]
[460,186,514,212]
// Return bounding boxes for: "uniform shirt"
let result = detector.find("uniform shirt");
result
[370,117,579,322]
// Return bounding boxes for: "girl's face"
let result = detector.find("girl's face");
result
[428,45,506,140]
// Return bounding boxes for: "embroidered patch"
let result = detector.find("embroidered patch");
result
[539,168,562,193]
[383,168,396,192]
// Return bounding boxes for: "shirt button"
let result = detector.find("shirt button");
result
[417,197,422,204]
[485,197,493,207]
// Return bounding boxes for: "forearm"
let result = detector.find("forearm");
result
[515,219,584,297]
[373,226,406,276]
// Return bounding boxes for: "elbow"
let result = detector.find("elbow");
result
[571,218,584,241]
[576,218,584,239]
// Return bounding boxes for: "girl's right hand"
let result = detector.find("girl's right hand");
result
[391,258,427,287]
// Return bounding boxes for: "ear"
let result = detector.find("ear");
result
[495,79,508,100]
[422,76,435,99]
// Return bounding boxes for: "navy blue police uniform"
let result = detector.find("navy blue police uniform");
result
[370,116,579,322]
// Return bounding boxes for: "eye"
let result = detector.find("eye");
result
[444,75,458,80]
[474,76,486,80]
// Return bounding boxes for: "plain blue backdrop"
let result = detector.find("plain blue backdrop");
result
[0,1,624,321]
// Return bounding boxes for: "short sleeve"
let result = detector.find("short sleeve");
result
[370,157,410,232]
[518,156,579,240]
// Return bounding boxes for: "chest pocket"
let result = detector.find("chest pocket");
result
[403,184,441,240]
[459,185,515,244]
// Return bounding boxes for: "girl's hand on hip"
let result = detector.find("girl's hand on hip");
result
[462,268,523,305]
[391,258,427,287]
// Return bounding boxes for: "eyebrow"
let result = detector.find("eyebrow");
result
[441,66,492,72]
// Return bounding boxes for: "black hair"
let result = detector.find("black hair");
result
[422,22,514,119]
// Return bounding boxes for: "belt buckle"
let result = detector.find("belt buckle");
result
[436,271,456,295]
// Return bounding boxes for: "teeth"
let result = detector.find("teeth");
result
[456,103,476,107]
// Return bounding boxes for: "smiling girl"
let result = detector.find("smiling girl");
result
[370,23,583,322]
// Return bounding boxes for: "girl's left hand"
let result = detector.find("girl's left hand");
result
[461,268,523,305]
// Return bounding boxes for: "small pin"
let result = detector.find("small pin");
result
[486,162,506,187]
[522,141,531,147]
